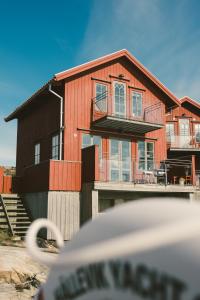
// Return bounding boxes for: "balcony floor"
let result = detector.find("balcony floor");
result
[92,115,163,134]
[169,148,200,152]
[94,181,197,193]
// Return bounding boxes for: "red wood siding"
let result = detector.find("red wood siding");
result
[0,167,3,193]
[0,168,12,194]
[49,160,81,191]
[3,176,12,194]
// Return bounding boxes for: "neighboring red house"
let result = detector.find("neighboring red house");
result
[0,166,14,194]
[166,96,200,185]
[5,50,200,239]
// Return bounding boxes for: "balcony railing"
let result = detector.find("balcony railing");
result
[92,91,164,127]
[167,135,200,150]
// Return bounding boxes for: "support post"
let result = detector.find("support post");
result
[192,155,196,186]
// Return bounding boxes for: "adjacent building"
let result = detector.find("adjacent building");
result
[5,50,200,240]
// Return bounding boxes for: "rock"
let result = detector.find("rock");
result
[0,246,57,299]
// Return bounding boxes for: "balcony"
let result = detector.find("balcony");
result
[167,136,200,151]
[92,91,164,134]
[14,160,81,193]
[82,146,198,191]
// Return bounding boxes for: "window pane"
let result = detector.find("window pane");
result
[82,134,91,148]
[132,92,142,116]
[95,83,107,112]
[166,123,175,142]
[114,82,125,116]
[195,124,200,143]
[34,143,40,165]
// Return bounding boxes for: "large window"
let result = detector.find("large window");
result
[95,83,107,112]
[82,134,102,157]
[132,92,142,117]
[195,124,200,143]
[34,143,40,165]
[52,134,60,160]
[110,139,131,182]
[138,141,154,171]
[166,123,175,142]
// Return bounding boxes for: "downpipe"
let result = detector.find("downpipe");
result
[48,83,63,160]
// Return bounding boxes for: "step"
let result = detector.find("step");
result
[13,226,29,229]
[1,194,19,198]
[6,208,26,212]
[13,231,28,235]
[3,201,22,206]
[11,221,31,224]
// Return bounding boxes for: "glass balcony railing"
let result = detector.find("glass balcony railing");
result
[167,135,200,149]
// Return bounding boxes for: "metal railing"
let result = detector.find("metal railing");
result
[167,135,200,149]
[92,91,163,125]
[96,157,198,186]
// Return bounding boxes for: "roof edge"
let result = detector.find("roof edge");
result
[180,96,200,110]
[54,49,180,106]
[5,79,53,122]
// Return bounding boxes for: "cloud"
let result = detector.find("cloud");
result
[0,115,16,166]
[77,0,200,101]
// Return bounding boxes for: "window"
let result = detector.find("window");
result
[132,92,142,117]
[95,83,107,112]
[166,123,175,142]
[114,82,126,117]
[34,143,40,165]
[82,134,102,157]
[195,124,200,143]
[138,141,154,171]
[52,134,60,160]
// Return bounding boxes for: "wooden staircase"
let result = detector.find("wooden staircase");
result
[0,194,31,237]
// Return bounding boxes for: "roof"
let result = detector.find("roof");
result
[180,96,200,110]
[5,49,180,122]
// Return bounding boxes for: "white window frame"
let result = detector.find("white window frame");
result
[113,81,126,117]
[52,133,60,160]
[95,83,107,112]
[82,133,102,159]
[138,141,154,171]
[132,91,143,117]
[166,123,175,143]
[195,124,200,143]
[34,143,40,165]
[109,138,131,182]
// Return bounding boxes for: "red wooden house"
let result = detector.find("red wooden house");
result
[166,96,200,185]
[5,50,199,239]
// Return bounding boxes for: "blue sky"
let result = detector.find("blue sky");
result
[1,0,200,165]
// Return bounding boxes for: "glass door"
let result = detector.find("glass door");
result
[179,118,190,147]
[113,82,126,117]
[110,139,131,182]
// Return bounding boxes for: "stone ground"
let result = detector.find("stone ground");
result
[0,246,57,300]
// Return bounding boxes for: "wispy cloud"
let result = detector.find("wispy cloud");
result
[78,0,200,101]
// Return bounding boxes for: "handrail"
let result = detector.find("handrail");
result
[0,194,14,235]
